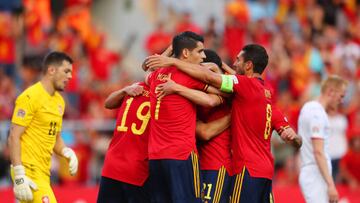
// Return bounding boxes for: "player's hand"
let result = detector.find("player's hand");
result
[280,127,296,141]
[328,184,339,203]
[145,54,174,69]
[280,127,302,148]
[125,83,144,97]
[12,165,38,201]
[155,78,178,100]
[62,147,78,176]
[161,44,173,57]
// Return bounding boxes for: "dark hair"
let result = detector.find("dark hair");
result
[241,44,268,74]
[172,31,204,58]
[42,51,73,73]
[203,49,222,69]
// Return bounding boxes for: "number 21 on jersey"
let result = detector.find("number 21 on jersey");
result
[117,97,150,135]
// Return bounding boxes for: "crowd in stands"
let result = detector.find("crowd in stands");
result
[0,0,360,189]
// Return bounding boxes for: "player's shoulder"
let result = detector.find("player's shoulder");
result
[147,66,175,82]
[16,82,43,103]
[303,100,322,110]
[301,101,324,116]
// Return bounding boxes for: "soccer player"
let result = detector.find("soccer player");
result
[298,75,347,203]
[8,52,78,203]
[97,82,151,203]
[145,44,302,203]
[146,31,225,203]
[154,49,232,203]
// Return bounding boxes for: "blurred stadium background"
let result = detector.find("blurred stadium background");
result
[0,0,360,202]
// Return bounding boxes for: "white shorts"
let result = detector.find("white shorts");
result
[299,165,329,203]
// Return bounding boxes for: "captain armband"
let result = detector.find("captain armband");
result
[220,74,234,93]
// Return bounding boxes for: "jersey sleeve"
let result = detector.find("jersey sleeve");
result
[11,94,38,127]
[272,107,290,134]
[308,109,326,139]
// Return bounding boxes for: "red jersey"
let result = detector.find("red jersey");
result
[101,82,150,186]
[231,76,289,179]
[148,66,206,160]
[197,102,232,173]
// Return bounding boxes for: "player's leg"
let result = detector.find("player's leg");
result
[122,179,151,203]
[299,167,328,203]
[163,151,202,203]
[97,176,126,203]
[230,167,272,203]
[202,166,232,203]
[31,183,57,203]
[149,159,172,203]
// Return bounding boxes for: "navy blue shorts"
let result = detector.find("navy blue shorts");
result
[201,166,232,203]
[230,167,274,203]
[97,176,150,203]
[149,152,202,203]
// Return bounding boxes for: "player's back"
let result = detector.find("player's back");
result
[148,66,206,160]
[231,75,274,179]
[102,82,151,186]
[12,82,65,175]
[197,103,232,173]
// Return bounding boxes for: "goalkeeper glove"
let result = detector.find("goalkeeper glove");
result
[62,147,78,176]
[12,165,38,201]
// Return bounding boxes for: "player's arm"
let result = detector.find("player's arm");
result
[8,124,25,167]
[312,138,339,202]
[272,107,302,148]
[156,78,223,107]
[279,127,302,148]
[142,45,173,71]
[8,124,38,201]
[53,133,78,176]
[221,61,236,75]
[145,55,225,90]
[196,114,231,141]
[104,83,144,109]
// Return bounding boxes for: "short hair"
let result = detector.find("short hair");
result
[321,75,348,93]
[203,49,222,69]
[42,51,73,74]
[172,31,204,58]
[241,44,268,74]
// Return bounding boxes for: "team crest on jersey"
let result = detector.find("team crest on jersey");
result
[16,109,26,118]
[42,196,49,203]
[58,105,63,114]
[264,89,271,99]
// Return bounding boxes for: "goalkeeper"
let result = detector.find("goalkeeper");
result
[8,52,78,203]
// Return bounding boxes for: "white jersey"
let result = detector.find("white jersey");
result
[298,101,331,169]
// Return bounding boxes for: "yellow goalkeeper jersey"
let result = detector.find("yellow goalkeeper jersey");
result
[11,82,65,176]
